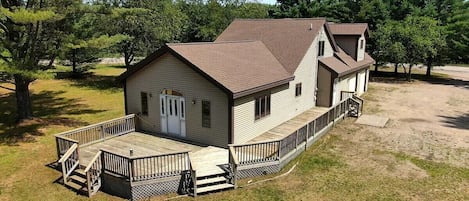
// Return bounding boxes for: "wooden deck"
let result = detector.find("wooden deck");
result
[248,106,330,143]
[79,132,228,170]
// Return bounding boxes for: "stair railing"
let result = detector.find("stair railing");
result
[58,143,79,184]
[228,146,239,188]
[84,151,102,197]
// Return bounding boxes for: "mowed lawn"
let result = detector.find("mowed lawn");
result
[1,66,468,201]
[0,65,126,201]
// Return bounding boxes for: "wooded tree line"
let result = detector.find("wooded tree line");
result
[1,0,468,121]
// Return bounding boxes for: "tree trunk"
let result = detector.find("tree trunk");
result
[374,61,379,72]
[394,63,398,76]
[426,57,433,77]
[407,64,413,81]
[124,51,131,68]
[14,74,33,122]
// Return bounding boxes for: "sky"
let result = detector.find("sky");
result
[254,0,277,5]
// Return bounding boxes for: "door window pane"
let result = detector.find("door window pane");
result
[202,100,210,128]
[141,92,148,115]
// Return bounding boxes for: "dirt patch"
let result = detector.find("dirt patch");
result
[357,71,469,168]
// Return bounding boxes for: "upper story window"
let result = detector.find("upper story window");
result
[141,92,148,115]
[360,39,364,49]
[295,83,302,97]
[318,40,325,56]
[255,94,271,120]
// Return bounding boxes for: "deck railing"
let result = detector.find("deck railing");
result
[85,151,102,197]
[231,140,280,165]
[229,98,352,169]
[58,143,79,184]
[56,136,79,159]
[101,149,191,183]
[55,114,136,147]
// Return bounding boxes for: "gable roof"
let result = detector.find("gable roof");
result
[328,23,369,36]
[118,41,294,99]
[216,18,338,74]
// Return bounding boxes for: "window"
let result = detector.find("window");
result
[360,39,364,49]
[141,92,148,115]
[318,40,325,56]
[255,94,271,120]
[202,100,210,128]
[295,83,302,97]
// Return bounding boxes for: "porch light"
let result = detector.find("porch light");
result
[129,148,134,156]
[192,99,196,104]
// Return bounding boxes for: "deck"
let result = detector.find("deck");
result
[248,106,330,143]
[79,132,228,172]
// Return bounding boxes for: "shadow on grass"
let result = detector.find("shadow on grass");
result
[370,71,469,89]
[55,73,121,92]
[438,113,469,130]
[0,90,105,145]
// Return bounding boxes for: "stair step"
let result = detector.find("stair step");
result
[196,183,234,194]
[69,175,87,186]
[74,169,86,176]
[196,176,227,186]
[196,167,226,178]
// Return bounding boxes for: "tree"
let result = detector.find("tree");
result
[446,1,469,63]
[102,0,187,67]
[0,1,67,121]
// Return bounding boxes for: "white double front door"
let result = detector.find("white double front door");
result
[160,94,186,137]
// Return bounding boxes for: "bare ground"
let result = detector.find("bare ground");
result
[328,66,469,187]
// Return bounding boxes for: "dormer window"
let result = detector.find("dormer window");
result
[360,39,364,49]
[318,41,325,56]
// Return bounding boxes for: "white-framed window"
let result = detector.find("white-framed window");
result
[318,41,325,56]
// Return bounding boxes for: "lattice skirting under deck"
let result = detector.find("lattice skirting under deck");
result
[131,176,181,200]
[237,163,281,179]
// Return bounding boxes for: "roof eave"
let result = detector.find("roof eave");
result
[233,76,295,99]
[337,61,374,77]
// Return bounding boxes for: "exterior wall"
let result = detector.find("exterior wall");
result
[356,69,367,95]
[232,27,334,144]
[357,35,366,61]
[125,53,229,147]
[334,73,357,104]
[316,64,332,107]
[335,35,358,60]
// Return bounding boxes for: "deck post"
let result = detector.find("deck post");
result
[55,137,60,160]
[277,141,282,159]
[100,124,105,141]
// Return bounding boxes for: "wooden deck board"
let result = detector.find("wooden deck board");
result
[79,132,215,166]
[248,107,330,143]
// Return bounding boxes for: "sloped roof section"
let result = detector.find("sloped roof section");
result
[167,41,293,98]
[328,23,369,36]
[320,50,375,77]
[216,18,337,74]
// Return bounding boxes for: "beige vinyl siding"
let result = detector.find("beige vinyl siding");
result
[335,35,358,60]
[357,35,366,61]
[232,27,331,144]
[316,64,332,107]
[356,69,367,95]
[126,53,229,147]
[333,73,359,104]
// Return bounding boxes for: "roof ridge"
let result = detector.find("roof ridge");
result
[167,40,260,46]
[233,18,327,21]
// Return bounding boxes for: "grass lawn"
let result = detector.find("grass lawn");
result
[1,65,468,201]
[449,63,469,67]
[0,65,126,201]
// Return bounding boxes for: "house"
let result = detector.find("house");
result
[117,18,374,149]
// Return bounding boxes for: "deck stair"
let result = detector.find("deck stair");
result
[189,146,234,196]
[64,167,89,195]
[193,165,234,195]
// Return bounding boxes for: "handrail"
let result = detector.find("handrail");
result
[84,151,102,172]
[58,143,79,184]
[228,146,239,165]
[58,143,78,163]
[84,151,103,197]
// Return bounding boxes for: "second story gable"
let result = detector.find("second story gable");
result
[328,23,369,62]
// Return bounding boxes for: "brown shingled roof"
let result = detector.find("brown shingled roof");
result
[168,41,294,98]
[216,18,337,74]
[320,50,375,77]
[328,23,369,36]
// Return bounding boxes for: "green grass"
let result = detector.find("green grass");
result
[0,65,126,201]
